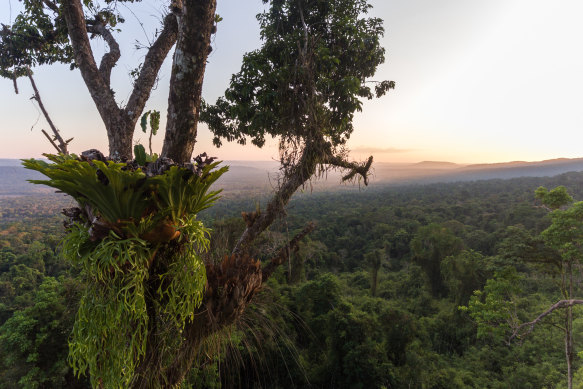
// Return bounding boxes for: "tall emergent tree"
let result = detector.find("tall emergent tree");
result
[1,0,393,386]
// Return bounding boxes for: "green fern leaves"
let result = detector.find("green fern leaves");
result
[22,152,227,387]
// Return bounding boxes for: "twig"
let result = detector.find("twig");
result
[41,129,62,154]
[27,68,68,154]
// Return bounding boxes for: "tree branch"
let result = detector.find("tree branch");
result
[326,153,373,185]
[262,222,316,280]
[87,23,121,86]
[509,299,583,342]
[61,0,108,100]
[232,138,321,254]
[61,0,131,158]
[41,0,59,13]
[27,69,69,154]
[125,13,178,123]
[41,129,62,154]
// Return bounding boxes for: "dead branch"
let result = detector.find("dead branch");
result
[12,73,18,94]
[27,69,68,154]
[41,129,62,154]
[509,299,583,343]
[326,153,373,185]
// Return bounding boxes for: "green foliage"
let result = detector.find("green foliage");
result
[535,185,573,210]
[148,162,228,222]
[0,276,82,388]
[462,267,522,341]
[410,223,463,297]
[442,250,488,305]
[155,216,209,329]
[7,168,583,387]
[0,0,134,79]
[201,0,392,147]
[20,153,227,387]
[147,110,161,136]
[542,201,583,263]
[23,154,148,225]
[133,144,148,165]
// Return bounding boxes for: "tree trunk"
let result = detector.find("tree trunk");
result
[130,253,263,388]
[61,0,135,159]
[371,266,379,297]
[566,311,573,389]
[162,0,217,163]
[105,113,135,159]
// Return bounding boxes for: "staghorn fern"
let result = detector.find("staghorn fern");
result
[22,154,149,225]
[22,152,228,387]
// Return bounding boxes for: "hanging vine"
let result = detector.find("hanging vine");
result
[23,150,227,388]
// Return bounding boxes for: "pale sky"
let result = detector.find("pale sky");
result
[1,0,582,164]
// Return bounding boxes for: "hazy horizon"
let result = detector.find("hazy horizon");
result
[2,0,583,164]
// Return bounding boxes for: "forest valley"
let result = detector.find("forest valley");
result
[1,0,582,388]
[3,172,583,388]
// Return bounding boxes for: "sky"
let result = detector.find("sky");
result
[1,0,583,164]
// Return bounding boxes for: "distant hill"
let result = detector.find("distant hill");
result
[0,165,52,196]
[372,157,583,185]
[2,157,583,196]
[412,161,462,169]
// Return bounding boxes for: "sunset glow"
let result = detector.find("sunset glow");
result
[1,0,582,164]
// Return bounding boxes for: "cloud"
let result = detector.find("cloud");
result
[351,146,414,154]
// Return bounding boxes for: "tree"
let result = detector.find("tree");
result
[532,187,583,389]
[1,0,392,386]
[466,186,583,389]
[410,223,463,297]
[0,276,86,388]
[364,248,385,297]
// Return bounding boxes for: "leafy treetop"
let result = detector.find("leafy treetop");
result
[201,0,393,148]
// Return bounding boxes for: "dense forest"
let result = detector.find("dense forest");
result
[3,171,583,388]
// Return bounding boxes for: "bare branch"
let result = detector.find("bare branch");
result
[27,69,68,154]
[41,129,62,154]
[125,13,178,123]
[509,299,583,342]
[326,153,373,185]
[262,222,316,280]
[87,23,121,86]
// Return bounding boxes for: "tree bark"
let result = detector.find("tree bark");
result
[566,310,573,389]
[61,0,134,159]
[162,0,217,163]
[125,14,178,125]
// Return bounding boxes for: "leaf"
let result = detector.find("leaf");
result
[140,111,150,133]
[149,110,160,136]
[134,144,147,166]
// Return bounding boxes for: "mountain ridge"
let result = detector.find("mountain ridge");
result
[2,156,583,195]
